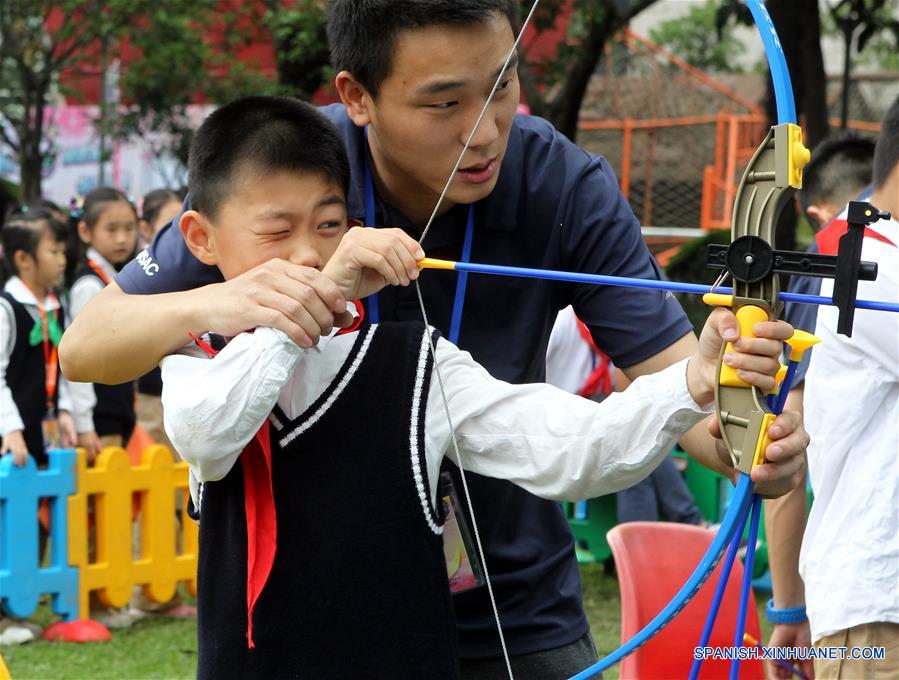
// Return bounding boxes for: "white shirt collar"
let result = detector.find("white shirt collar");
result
[86,247,118,281]
[2,276,61,311]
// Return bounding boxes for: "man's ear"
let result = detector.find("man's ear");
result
[334,70,372,128]
[180,210,218,266]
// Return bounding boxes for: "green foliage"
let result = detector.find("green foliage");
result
[0,0,149,198]
[517,0,662,140]
[649,0,747,73]
[264,0,333,100]
[824,0,899,71]
[113,0,278,175]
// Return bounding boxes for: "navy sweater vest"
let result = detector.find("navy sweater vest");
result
[1,292,62,466]
[195,322,458,679]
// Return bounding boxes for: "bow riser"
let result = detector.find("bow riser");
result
[714,122,807,473]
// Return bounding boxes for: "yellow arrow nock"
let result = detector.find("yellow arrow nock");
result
[418,258,457,271]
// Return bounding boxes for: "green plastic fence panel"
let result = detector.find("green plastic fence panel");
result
[561,495,618,564]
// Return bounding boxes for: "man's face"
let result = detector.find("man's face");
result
[202,169,348,281]
[364,12,519,219]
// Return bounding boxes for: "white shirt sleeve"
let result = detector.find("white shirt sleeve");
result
[161,328,309,482]
[65,276,107,433]
[425,338,710,502]
[57,377,73,414]
[0,297,25,436]
[65,378,97,433]
[68,276,105,318]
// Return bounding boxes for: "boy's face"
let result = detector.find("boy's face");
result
[183,169,348,281]
[344,13,519,217]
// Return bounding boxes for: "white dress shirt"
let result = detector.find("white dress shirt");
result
[65,247,118,433]
[801,215,899,642]
[161,317,712,508]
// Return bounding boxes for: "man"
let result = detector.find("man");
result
[60,2,806,676]
[765,98,899,679]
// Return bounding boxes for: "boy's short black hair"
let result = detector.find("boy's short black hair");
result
[189,96,350,220]
[799,132,876,224]
[873,96,899,190]
[326,0,519,98]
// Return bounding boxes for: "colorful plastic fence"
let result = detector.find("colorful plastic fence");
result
[0,445,197,639]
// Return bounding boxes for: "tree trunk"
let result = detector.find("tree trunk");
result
[18,79,48,202]
[547,10,615,142]
[762,0,831,253]
[840,28,853,129]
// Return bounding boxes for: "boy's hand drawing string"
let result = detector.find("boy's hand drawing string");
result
[411,1,895,678]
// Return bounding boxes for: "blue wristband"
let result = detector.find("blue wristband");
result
[766,598,807,624]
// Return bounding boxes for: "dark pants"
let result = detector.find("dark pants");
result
[459,631,600,680]
[616,454,703,525]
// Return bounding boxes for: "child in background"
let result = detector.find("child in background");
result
[66,188,141,630]
[0,208,79,645]
[68,188,139,457]
[134,189,183,451]
[130,188,196,619]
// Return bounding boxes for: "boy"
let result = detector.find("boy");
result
[765,99,899,679]
[161,96,790,678]
[61,3,809,672]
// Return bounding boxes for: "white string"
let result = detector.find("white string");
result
[412,3,543,678]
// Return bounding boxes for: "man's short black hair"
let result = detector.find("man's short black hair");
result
[188,96,351,219]
[799,132,876,224]
[873,96,899,190]
[326,0,519,98]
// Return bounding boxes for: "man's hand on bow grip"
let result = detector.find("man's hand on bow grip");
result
[686,307,793,407]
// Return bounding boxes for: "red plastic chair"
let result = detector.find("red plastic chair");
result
[605,522,764,679]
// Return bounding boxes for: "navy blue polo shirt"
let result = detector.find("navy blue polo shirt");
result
[117,104,692,657]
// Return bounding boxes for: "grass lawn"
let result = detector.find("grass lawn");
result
[3,565,772,679]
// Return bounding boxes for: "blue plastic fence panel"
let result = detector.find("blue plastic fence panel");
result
[0,449,79,621]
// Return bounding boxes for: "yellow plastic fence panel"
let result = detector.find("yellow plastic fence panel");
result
[68,446,198,620]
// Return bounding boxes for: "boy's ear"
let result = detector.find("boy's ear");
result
[805,205,825,232]
[179,210,218,266]
[335,70,372,128]
[76,220,91,245]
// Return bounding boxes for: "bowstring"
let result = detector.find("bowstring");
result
[413,2,542,678]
